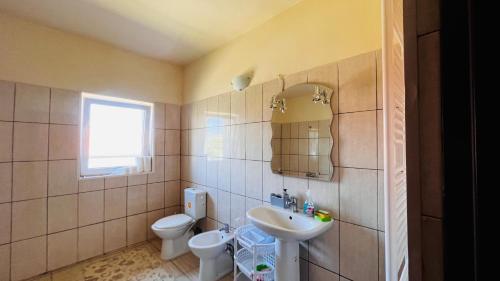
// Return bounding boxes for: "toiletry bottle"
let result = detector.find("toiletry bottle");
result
[305,190,315,217]
[303,190,310,214]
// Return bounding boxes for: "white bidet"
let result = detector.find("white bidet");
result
[188,229,234,281]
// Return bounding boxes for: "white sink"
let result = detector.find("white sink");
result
[246,205,333,241]
[246,205,334,281]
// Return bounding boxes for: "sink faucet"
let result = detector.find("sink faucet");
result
[285,196,298,213]
[219,223,230,233]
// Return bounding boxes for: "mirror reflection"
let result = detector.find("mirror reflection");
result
[270,83,334,181]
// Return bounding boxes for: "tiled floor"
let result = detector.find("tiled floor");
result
[25,241,233,281]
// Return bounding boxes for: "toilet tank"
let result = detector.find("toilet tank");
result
[184,187,206,220]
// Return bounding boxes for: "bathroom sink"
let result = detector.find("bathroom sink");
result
[246,205,334,281]
[246,205,333,241]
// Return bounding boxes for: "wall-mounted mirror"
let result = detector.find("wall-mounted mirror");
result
[270,83,334,181]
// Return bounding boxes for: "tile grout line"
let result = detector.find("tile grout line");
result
[9,82,16,281]
[46,87,52,274]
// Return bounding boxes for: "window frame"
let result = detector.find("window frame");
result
[80,94,154,178]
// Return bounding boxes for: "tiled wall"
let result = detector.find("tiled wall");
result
[181,50,385,281]
[0,81,182,281]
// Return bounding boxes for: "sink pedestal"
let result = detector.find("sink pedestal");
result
[275,239,300,281]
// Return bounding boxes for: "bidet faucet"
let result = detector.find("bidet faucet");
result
[219,223,230,233]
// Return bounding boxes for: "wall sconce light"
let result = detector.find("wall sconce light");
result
[312,85,330,105]
[231,74,251,92]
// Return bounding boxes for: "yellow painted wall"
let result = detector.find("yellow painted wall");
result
[0,12,183,104]
[183,0,381,104]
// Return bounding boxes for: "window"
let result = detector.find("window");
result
[80,93,154,177]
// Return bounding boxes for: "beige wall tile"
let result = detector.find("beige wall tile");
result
[147,209,165,239]
[217,158,230,191]
[0,163,11,203]
[339,111,377,169]
[0,122,13,162]
[206,157,218,188]
[0,203,11,244]
[378,231,385,281]
[338,52,376,113]
[165,155,180,181]
[104,187,126,220]
[104,175,127,189]
[50,88,80,125]
[377,110,384,169]
[48,194,77,233]
[220,126,231,158]
[165,103,180,130]
[11,236,46,281]
[262,163,283,202]
[0,81,15,121]
[230,193,245,228]
[205,186,217,220]
[181,130,189,155]
[127,213,147,245]
[309,263,340,281]
[191,99,207,129]
[340,168,377,228]
[79,177,104,192]
[78,223,103,261]
[127,185,147,215]
[0,244,10,281]
[189,128,206,156]
[230,159,245,196]
[164,181,180,208]
[245,160,263,200]
[376,50,383,110]
[181,104,191,130]
[104,218,126,253]
[378,170,385,231]
[155,129,165,155]
[230,91,246,125]
[192,156,207,185]
[217,190,230,225]
[246,84,263,123]
[309,221,339,273]
[13,122,48,161]
[165,130,181,155]
[47,229,77,271]
[340,222,378,281]
[230,124,245,159]
[262,79,282,121]
[148,156,165,183]
[154,102,165,129]
[14,83,50,123]
[12,161,47,201]
[308,62,339,114]
[48,160,78,196]
[147,182,165,211]
[246,123,262,160]
[309,170,339,218]
[78,190,104,226]
[49,124,78,160]
[128,174,147,186]
[12,198,46,241]
[218,92,231,126]
[205,96,219,127]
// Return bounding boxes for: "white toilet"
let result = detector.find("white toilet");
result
[188,229,234,281]
[151,187,206,260]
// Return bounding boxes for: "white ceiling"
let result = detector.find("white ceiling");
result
[0,0,302,64]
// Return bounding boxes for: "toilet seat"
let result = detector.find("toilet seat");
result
[153,214,194,230]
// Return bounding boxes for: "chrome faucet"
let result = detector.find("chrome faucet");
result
[219,223,230,233]
[285,196,298,213]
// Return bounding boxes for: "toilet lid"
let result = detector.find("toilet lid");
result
[154,214,194,229]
